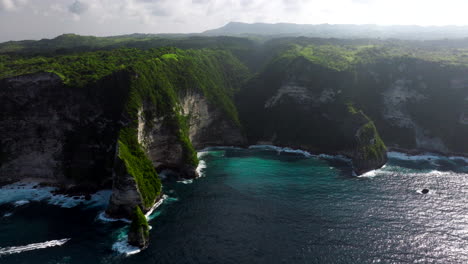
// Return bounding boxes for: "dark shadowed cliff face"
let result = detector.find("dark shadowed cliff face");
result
[352,58,468,155]
[0,72,130,187]
[236,57,388,174]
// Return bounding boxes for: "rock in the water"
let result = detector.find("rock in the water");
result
[128,206,150,249]
[422,189,429,194]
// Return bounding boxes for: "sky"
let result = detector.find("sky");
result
[1,0,468,42]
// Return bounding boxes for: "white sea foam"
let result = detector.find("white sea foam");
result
[199,146,243,152]
[0,182,54,205]
[177,179,194,184]
[388,151,468,164]
[145,195,167,219]
[197,151,210,159]
[196,160,207,177]
[358,170,379,178]
[110,195,168,256]
[0,238,70,256]
[249,145,314,157]
[14,200,30,207]
[96,212,131,223]
[0,182,112,209]
[112,240,141,256]
[3,212,12,217]
[416,189,436,195]
[98,194,167,224]
[318,154,352,164]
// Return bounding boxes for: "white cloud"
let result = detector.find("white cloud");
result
[1,0,468,41]
[0,0,27,11]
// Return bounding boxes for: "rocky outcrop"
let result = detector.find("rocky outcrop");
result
[128,206,150,249]
[106,156,145,219]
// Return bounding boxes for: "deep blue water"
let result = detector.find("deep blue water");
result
[0,147,467,264]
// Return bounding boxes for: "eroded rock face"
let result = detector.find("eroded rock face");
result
[128,227,149,249]
[127,206,150,249]
[355,60,468,155]
[0,72,127,187]
[134,92,246,179]
[106,156,144,219]
[107,92,247,218]
[181,92,246,149]
[237,57,387,174]
[0,73,66,182]
[137,110,187,173]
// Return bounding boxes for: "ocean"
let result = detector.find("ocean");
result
[0,146,467,263]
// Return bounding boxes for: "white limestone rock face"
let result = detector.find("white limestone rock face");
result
[382,79,426,129]
[181,92,246,149]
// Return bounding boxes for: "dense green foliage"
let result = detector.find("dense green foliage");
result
[2,33,467,178]
[358,121,387,160]
[347,103,386,160]
[130,206,150,239]
[118,128,161,208]
[0,46,249,172]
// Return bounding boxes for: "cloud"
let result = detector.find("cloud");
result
[0,0,26,11]
[2,0,468,42]
[68,0,88,15]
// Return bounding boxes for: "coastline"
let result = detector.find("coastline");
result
[387,147,468,160]
[3,145,467,191]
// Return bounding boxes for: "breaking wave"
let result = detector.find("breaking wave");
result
[0,182,112,209]
[388,151,468,164]
[0,239,70,256]
[112,240,141,256]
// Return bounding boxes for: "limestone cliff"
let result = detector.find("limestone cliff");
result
[181,92,246,149]
[236,56,388,174]
[353,58,468,155]
[0,72,129,187]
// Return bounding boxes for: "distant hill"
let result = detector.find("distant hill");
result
[203,22,468,40]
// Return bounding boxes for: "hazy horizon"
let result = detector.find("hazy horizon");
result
[2,0,468,42]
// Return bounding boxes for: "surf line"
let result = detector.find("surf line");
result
[0,238,71,256]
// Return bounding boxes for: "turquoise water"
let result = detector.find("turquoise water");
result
[0,147,467,263]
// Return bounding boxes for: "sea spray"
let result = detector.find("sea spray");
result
[388,151,468,164]
[196,160,207,177]
[177,179,194,184]
[97,194,168,224]
[145,195,167,219]
[249,145,313,157]
[0,182,112,209]
[112,239,141,256]
[14,200,30,207]
[110,195,169,255]
[248,145,354,165]
[0,239,70,256]
[97,212,132,224]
